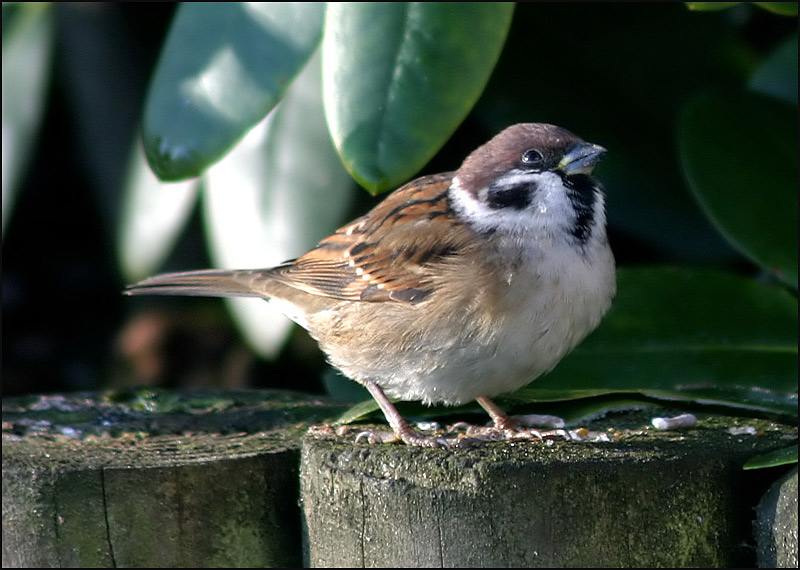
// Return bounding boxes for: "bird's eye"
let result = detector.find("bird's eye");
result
[521,149,544,167]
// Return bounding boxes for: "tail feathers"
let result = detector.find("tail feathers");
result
[124,269,267,299]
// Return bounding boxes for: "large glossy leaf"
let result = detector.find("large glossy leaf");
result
[323,2,514,193]
[743,444,798,469]
[749,34,798,105]
[753,2,799,16]
[143,2,325,181]
[678,91,798,288]
[686,2,799,15]
[117,144,199,281]
[525,267,798,417]
[685,2,743,10]
[56,4,153,243]
[2,3,53,235]
[203,51,354,357]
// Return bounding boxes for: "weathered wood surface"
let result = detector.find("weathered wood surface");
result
[755,466,799,568]
[3,391,796,568]
[301,413,797,568]
[2,390,348,568]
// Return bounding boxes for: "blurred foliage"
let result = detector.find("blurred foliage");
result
[686,2,798,16]
[2,3,797,451]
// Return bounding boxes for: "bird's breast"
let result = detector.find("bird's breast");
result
[313,237,614,406]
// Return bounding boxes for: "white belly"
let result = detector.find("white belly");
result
[332,242,616,406]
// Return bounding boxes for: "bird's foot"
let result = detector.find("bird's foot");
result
[446,414,570,443]
[493,413,570,441]
[336,423,483,448]
[475,425,571,442]
[354,427,446,447]
[468,397,572,442]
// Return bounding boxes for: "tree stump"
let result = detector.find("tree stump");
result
[4,392,796,568]
[2,389,348,568]
[300,412,796,568]
[755,466,799,568]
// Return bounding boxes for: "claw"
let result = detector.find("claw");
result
[354,429,399,444]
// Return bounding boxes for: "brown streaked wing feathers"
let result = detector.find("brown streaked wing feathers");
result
[271,173,476,304]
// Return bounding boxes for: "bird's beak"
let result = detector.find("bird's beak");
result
[558,142,607,176]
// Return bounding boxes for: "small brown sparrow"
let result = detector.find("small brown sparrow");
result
[125,123,616,447]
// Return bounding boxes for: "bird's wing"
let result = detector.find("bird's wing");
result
[125,173,478,306]
[271,173,478,304]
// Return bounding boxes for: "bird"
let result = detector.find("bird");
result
[125,123,616,447]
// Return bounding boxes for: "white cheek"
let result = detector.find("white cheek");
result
[451,172,574,237]
[449,176,486,220]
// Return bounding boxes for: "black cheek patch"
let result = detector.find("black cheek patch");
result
[486,181,535,210]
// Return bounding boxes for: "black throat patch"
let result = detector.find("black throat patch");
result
[563,173,599,245]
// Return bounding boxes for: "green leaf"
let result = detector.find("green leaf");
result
[323,2,514,193]
[336,398,383,426]
[117,144,199,281]
[202,50,354,357]
[57,4,170,248]
[685,2,797,14]
[685,2,743,11]
[527,267,798,417]
[143,2,325,181]
[1,2,54,235]
[743,444,798,469]
[678,91,798,288]
[749,34,798,105]
[753,2,798,16]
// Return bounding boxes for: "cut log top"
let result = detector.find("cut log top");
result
[2,389,797,568]
[2,388,350,468]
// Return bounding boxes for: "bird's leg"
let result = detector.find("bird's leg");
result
[474,396,568,441]
[475,396,518,431]
[361,381,447,447]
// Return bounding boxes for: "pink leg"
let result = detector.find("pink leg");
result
[475,396,518,430]
[364,381,446,447]
[475,396,569,441]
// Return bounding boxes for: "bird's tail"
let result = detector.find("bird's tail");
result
[124,269,268,299]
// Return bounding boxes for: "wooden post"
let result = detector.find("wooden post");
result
[300,413,796,568]
[3,392,796,567]
[2,390,348,568]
